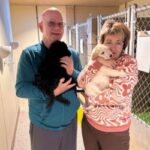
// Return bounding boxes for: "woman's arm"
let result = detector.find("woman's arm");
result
[95,56,138,106]
[77,60,102,88]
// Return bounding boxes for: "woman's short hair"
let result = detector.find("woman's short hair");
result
[99,20,130,50]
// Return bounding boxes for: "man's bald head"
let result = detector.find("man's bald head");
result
[38,7,64,47]
[40,7,63,22]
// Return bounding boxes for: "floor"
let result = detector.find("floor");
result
[13,100,85,150]
[13,101,31,150]
[13,101,150,150]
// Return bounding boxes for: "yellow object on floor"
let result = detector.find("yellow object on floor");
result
[77,91,86,126]
[77,105,83,126]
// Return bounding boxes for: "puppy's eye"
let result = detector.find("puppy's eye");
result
[101,51,105,55]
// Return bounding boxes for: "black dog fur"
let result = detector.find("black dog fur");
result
[35,41,74,107]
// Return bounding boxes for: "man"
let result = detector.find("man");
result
[15,7,82,150]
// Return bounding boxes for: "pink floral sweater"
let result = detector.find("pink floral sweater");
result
[77,54,138,132]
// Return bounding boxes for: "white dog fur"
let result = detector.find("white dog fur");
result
[85,44,126,97]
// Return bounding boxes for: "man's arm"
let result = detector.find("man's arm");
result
[15,50,48,100]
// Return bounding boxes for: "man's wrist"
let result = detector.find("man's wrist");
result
[53,89,58,96]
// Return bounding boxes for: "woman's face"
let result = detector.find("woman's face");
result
[103,34,124,59]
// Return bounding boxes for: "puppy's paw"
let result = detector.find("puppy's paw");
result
[119,70,127,77]
[77,92,86,104]
[85,104,95,111]
[85,86,99,97]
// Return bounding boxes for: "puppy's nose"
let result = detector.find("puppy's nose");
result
[110,54,112,58]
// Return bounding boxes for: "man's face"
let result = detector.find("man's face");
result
[40,11,64,45]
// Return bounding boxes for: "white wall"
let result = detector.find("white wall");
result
[0,0,19,150]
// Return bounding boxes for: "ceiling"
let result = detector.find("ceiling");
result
[10,0,131,7]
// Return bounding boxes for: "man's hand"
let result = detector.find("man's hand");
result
[54,78,76,96]
[60,56,74,75]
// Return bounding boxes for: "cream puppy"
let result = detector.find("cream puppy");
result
[85,44,126,97]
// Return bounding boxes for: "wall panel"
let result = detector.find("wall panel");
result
[0,74,8,150]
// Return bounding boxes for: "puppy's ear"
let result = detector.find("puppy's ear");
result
[91,45,100,60]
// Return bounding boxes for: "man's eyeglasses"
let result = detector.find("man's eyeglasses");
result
[47,21,65,28]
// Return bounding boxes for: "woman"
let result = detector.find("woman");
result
[77,20,138,150]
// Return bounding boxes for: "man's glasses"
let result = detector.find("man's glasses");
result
[47,21,65,28]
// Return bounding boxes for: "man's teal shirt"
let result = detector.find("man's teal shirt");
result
[15,42,82,130]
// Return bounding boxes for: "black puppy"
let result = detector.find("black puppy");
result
[35,41,73,107]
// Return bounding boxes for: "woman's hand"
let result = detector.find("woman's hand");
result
[53,78,76,96]
[60,56,74,75]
